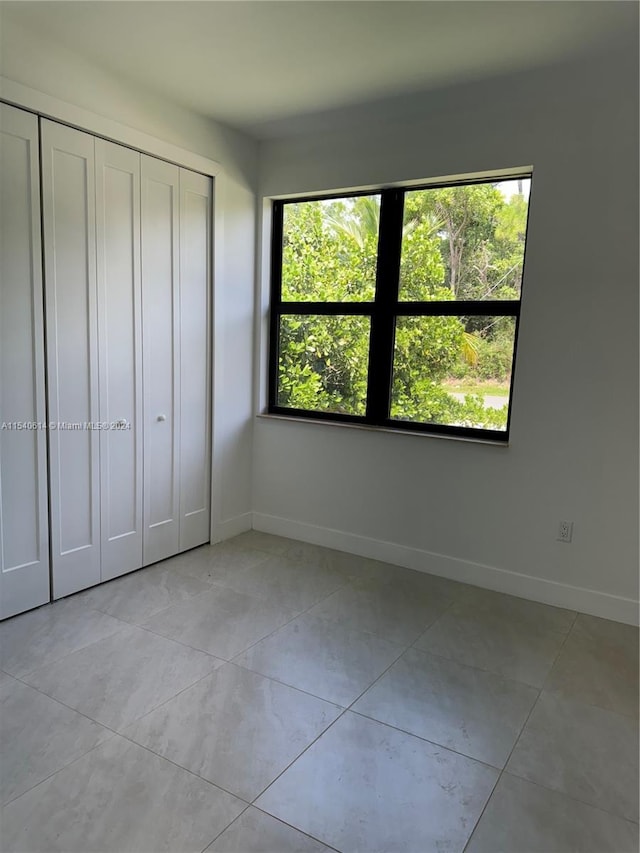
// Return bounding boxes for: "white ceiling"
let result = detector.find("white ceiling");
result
[1,1,636,137]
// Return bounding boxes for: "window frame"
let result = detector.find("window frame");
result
[268,174,531,442]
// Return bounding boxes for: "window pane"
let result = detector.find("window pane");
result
[399,178,531,301]
[391,315,517,430]
[281,196,380,302]
[277,314,371,416]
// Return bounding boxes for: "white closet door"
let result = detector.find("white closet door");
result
[41,120,101,598]
[96,139,143,580]
[141,155,180,565]
[0,105,50,618]
[179,169,212,551]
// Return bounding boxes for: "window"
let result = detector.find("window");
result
[268,175,531,441]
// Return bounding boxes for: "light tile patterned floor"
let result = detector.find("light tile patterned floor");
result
[1,533,638,852]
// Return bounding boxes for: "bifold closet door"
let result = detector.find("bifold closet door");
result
[95,139,143,580]
[141,159,212,565]
[141,155,181,565]
[41,119,101,599]
[0,104,50,618]
[179,168,212,552]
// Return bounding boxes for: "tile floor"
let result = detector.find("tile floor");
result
[1,532,638,853]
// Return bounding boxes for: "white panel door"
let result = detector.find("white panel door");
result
[41,120,101,598]
[95,139,143,580]
[179,169,212,551]
[0,104,50,618]
[141,155,180,565]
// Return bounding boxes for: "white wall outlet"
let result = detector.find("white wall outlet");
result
[557,520,573,543]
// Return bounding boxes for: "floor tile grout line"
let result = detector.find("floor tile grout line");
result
[196,803,252,853]
[5,666,123,730]
[133,617,243,659]
[175,538,357,595]
[461,769,502,853]
[407,595,463,649]
[300,576,458,648]
[348,708,507,773]
[133,556,363,658]
[411,609,639,720]
[1,607,132,681]
[226,659,351,709]
[15,619,220,689]
[27,641,282,814]
[538,608,579,692]
[4,657,230,783]
[408,605,577,688]
[171,551,274,592]
[499,682,544,772]
[251,806,344,853]
[202,804,342,853]
[538,686,640,722]
[242,635,411,807]
[229,617,410,706]
[124,549,284,624]
[401,641,548,690]
[8,651,224,750]
[250,627,429,810]
[539,611,640,718]
[252,700,500,851]
[460,610,583,853]
[228,610,409,670]
[542,608,580,678]
[220,572,356,656]
[113,658,226,729]
[166,534,467,654]
[461,681,544,853]
[0,730,120,809]
[194,567,378,664]
[115,729,255,808]
[2,542,273,648]
[496,612,639,826]
[76,572,222,627]
[498,769,640,827]
[247,706,351,806]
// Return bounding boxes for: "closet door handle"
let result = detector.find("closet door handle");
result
[156,414,167,422]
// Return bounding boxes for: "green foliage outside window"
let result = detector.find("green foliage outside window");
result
[277,180,529,431]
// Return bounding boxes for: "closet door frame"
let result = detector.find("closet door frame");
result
[179,168,212,551]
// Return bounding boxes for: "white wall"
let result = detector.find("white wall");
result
[0,15,258,538]
[254,48,639,623]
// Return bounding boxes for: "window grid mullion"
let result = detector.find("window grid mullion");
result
[278,302,374,316]
[366,188,405,422]
[394,301,521,317]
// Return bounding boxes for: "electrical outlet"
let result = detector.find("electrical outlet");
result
[557,520,573,543]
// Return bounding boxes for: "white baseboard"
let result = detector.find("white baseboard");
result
[252,512,639,626]
[211,512,253,543]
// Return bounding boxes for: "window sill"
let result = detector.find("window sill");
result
[256,412,510,447]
